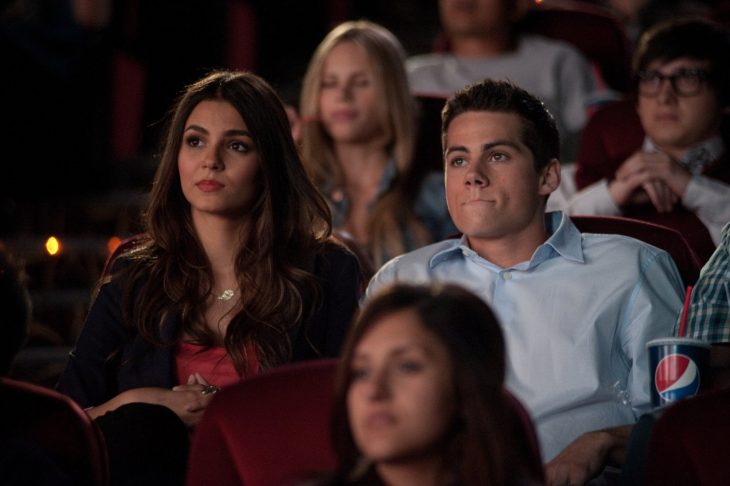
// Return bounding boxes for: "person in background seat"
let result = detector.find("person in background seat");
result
[300,21,455,271]
[569,18,730,263]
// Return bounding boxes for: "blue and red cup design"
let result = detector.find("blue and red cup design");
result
[647,337,710,409]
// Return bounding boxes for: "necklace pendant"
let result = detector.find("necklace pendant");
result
[217,289,235,301]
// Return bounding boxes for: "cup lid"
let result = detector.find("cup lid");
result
[646,337,711,349]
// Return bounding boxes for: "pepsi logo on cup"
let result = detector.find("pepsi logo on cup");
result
[655,353,701,402]
[647,337,710,408]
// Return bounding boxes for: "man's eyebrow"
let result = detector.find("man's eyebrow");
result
[444,145,468,157]
[483,140,522,152]
[444,139,523,157]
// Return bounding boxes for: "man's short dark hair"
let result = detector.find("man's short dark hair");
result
[441,79,560,172]
[634,18,730,106]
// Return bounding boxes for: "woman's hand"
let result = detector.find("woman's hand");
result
[86,373,220,427]
[170,373,221,426]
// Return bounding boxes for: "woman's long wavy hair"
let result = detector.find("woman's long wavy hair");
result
[329,284,541,486]
[300,20,429,267]
[117,70,333,373]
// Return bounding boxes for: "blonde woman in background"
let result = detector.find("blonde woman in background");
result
[300,21,455,270]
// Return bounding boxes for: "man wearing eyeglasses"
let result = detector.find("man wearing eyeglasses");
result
[566,18,730,264]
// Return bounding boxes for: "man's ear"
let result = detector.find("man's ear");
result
[538,158,561,196]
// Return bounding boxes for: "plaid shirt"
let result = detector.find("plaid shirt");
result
[685,223,730,343]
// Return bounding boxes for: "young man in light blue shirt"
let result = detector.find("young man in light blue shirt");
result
[365,79,685,485]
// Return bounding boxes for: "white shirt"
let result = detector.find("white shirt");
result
[559,137,730,245]
[406,35,608,162]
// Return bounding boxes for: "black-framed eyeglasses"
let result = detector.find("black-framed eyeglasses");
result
[637,68,711,97]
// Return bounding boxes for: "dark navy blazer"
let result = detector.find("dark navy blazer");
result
[57,245,361,409]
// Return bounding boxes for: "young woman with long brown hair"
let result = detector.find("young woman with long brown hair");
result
[321,283,544,486]
[57,70,361,483]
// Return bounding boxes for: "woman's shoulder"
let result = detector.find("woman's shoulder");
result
[316,237,357,261]
[105,234,154,274]
[102,238,158,291]
[313,238,361,270]
[313,236,368,283]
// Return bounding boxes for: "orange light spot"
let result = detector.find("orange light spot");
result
[45,236,61,256]
[107,236,122,255]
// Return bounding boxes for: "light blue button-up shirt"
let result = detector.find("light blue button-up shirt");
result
[366,211,684,461]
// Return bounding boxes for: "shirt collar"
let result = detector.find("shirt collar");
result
[540,211,584,265]
[429,237,466,268]
[428,211,584,269]
[643,136,724,175]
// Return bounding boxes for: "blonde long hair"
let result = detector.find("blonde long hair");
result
[300,20,428,267]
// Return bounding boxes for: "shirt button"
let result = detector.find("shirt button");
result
[502,271,512,281]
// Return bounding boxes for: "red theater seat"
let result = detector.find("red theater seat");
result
[0,378,109,485]
[186,359,545,486]
[571,215,703,286]
[186,359,338,486]
[646,387,730,486]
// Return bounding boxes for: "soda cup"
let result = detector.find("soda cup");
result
[647,337,711,409]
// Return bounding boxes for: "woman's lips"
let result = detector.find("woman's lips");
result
[364,411,396,428]
[330,110,358,122]
[196,180,224,192]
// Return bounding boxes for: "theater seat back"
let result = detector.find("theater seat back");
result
[187,359,338,486]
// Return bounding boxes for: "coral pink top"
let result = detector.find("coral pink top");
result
[175,342,259,387]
